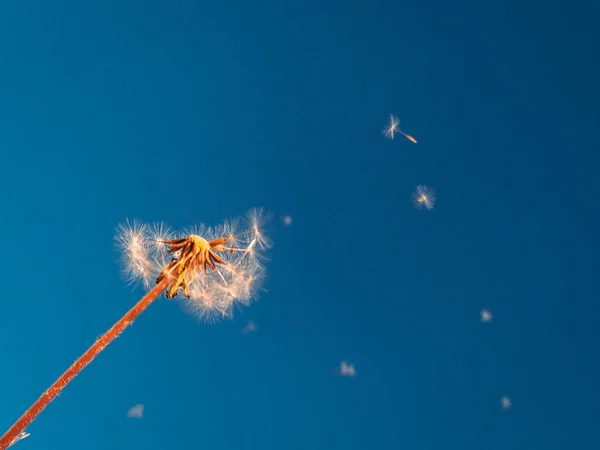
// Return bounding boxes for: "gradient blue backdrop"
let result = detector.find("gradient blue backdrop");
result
[0,1,598,449]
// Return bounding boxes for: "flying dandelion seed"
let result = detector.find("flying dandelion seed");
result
[126,404,144,419]
[501,396,512,410]
[0,210,270,450]
[481,309,493,323]
[282,215,293,226]
[334,361,356,377]
[383,114,417,143]
[383,114,400,139]
[241,320,256,334]
[413,185,436,210]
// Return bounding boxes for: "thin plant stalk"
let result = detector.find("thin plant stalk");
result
[0,278,169,450]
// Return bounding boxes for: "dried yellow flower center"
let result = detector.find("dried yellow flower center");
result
[156,234,231,299]
[189,235,210,251]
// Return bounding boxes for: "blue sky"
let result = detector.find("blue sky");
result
[0,1,599,449]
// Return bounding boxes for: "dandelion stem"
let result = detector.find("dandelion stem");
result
[0,278,169,450]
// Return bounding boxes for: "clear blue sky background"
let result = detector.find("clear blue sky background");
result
[0,1,598,449]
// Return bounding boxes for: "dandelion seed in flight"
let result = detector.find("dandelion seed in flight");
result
[335,361,356,377]
[126,404,144,419]
[480,309,492,323]
[282,215,293,226]
[241,320,256,334]
[413,185,436,210]
[383,114,417,143]
[501,396,512,410]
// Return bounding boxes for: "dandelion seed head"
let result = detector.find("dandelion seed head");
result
[413,185,436,210]
[115,209,269,324]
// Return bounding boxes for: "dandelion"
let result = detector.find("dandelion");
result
[0,210,270,449]
[412,185,436,210]
[383,114,417,143]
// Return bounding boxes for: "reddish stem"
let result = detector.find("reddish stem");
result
[0,278,169,450]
